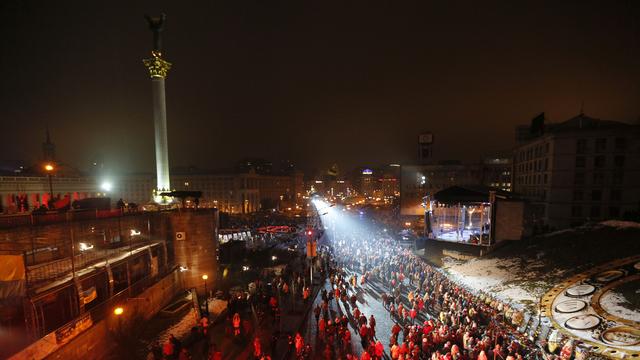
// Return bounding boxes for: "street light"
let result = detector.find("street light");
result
[101,181,113,192]
[44,163,55,208]
[113,306,124,334]
[202,274,209,317]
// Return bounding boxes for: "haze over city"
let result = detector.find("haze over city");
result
[2,1,639,174]
[0,2,639,360]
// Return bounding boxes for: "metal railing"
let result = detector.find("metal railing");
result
[0,209,137,229]
[25,239,160,290]
[25,266,179,342]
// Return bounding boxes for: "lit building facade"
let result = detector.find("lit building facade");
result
[308,178,352,198]
[481,156,512,192]
[0,176,101,214]
[117,170,304,214]
[512,113,640,229]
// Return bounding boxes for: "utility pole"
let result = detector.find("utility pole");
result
[306,227,316,286]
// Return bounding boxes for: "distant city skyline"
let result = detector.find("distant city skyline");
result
[1,1,639,175]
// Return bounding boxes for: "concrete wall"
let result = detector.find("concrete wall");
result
[170,210,219,294]
[0,214,153,256]
[125,268,185,320]
[12,269,184,360]
[494,200,525,241]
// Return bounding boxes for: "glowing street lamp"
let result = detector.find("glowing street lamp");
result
[114,307,124,316]
[101,181,113,193]
[202,274,209,316]
[44,163,55,207]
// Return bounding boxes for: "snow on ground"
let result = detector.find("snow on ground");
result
[600,290,640,322]
[155,308,199,345]
[599,220,640,230]
[206,298,228,321]
[543,220,640,237]
[442,257,547,308]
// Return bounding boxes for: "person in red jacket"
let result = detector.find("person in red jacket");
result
[162,336,175,358]
[294,332,304,357]
[253,337,262,359]
[360,324,369,344]
[232,313,241,336]
[375,340,384,359]
[360,350,371,360]
[392,323,402,337]
[369,314,376,338]
[343,328,352,347]
[323,344,332,360]
[318,317,326,339]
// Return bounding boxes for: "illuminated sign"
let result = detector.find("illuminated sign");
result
[362,169,373,175]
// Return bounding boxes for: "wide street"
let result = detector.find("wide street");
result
[291,198,537,360]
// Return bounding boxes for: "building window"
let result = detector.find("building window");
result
[544,173,548,184]
[614,155,625,168]
[609,206,620,218]
[573,190,583,201]
[576,139,587,154]
[575,156,586,168]
[612,169,624,185]
[574,172,585,185]
[591,190,602,201]
[590,206,601,218]
[595,138,606,153]
[615,137,627,151]
[610,189,622,201]
[571,205,582,217]
[545,143,550,154]
[593,172,605,185]
[594,156,605,168]
[544,158,548,171]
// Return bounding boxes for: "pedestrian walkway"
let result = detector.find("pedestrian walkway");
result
[178,271,324,360]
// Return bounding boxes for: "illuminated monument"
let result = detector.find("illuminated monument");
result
[143,14,172,203]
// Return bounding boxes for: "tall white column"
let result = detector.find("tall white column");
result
[143,51,172,203]
[151,77,170,192]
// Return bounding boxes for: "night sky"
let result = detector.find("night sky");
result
[1,1,639,175]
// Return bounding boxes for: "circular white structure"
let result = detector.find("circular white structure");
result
[598,277,640,324]
[545,256,640,357]
[555,300,587,313]
[565,314,601,330]
[602,326,640,347]
[566,284,596,297]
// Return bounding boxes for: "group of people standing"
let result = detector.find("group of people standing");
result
[309,225,548,360]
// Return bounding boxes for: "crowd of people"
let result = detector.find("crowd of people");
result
[307,225,556,360]
[148,211,575,360]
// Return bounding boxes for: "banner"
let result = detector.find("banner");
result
[0,255,26,299]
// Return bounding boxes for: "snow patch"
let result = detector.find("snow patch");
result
[600,291,640,322]
[442,257,546,308]
[599,220,640,230]
[156,308,199,345]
